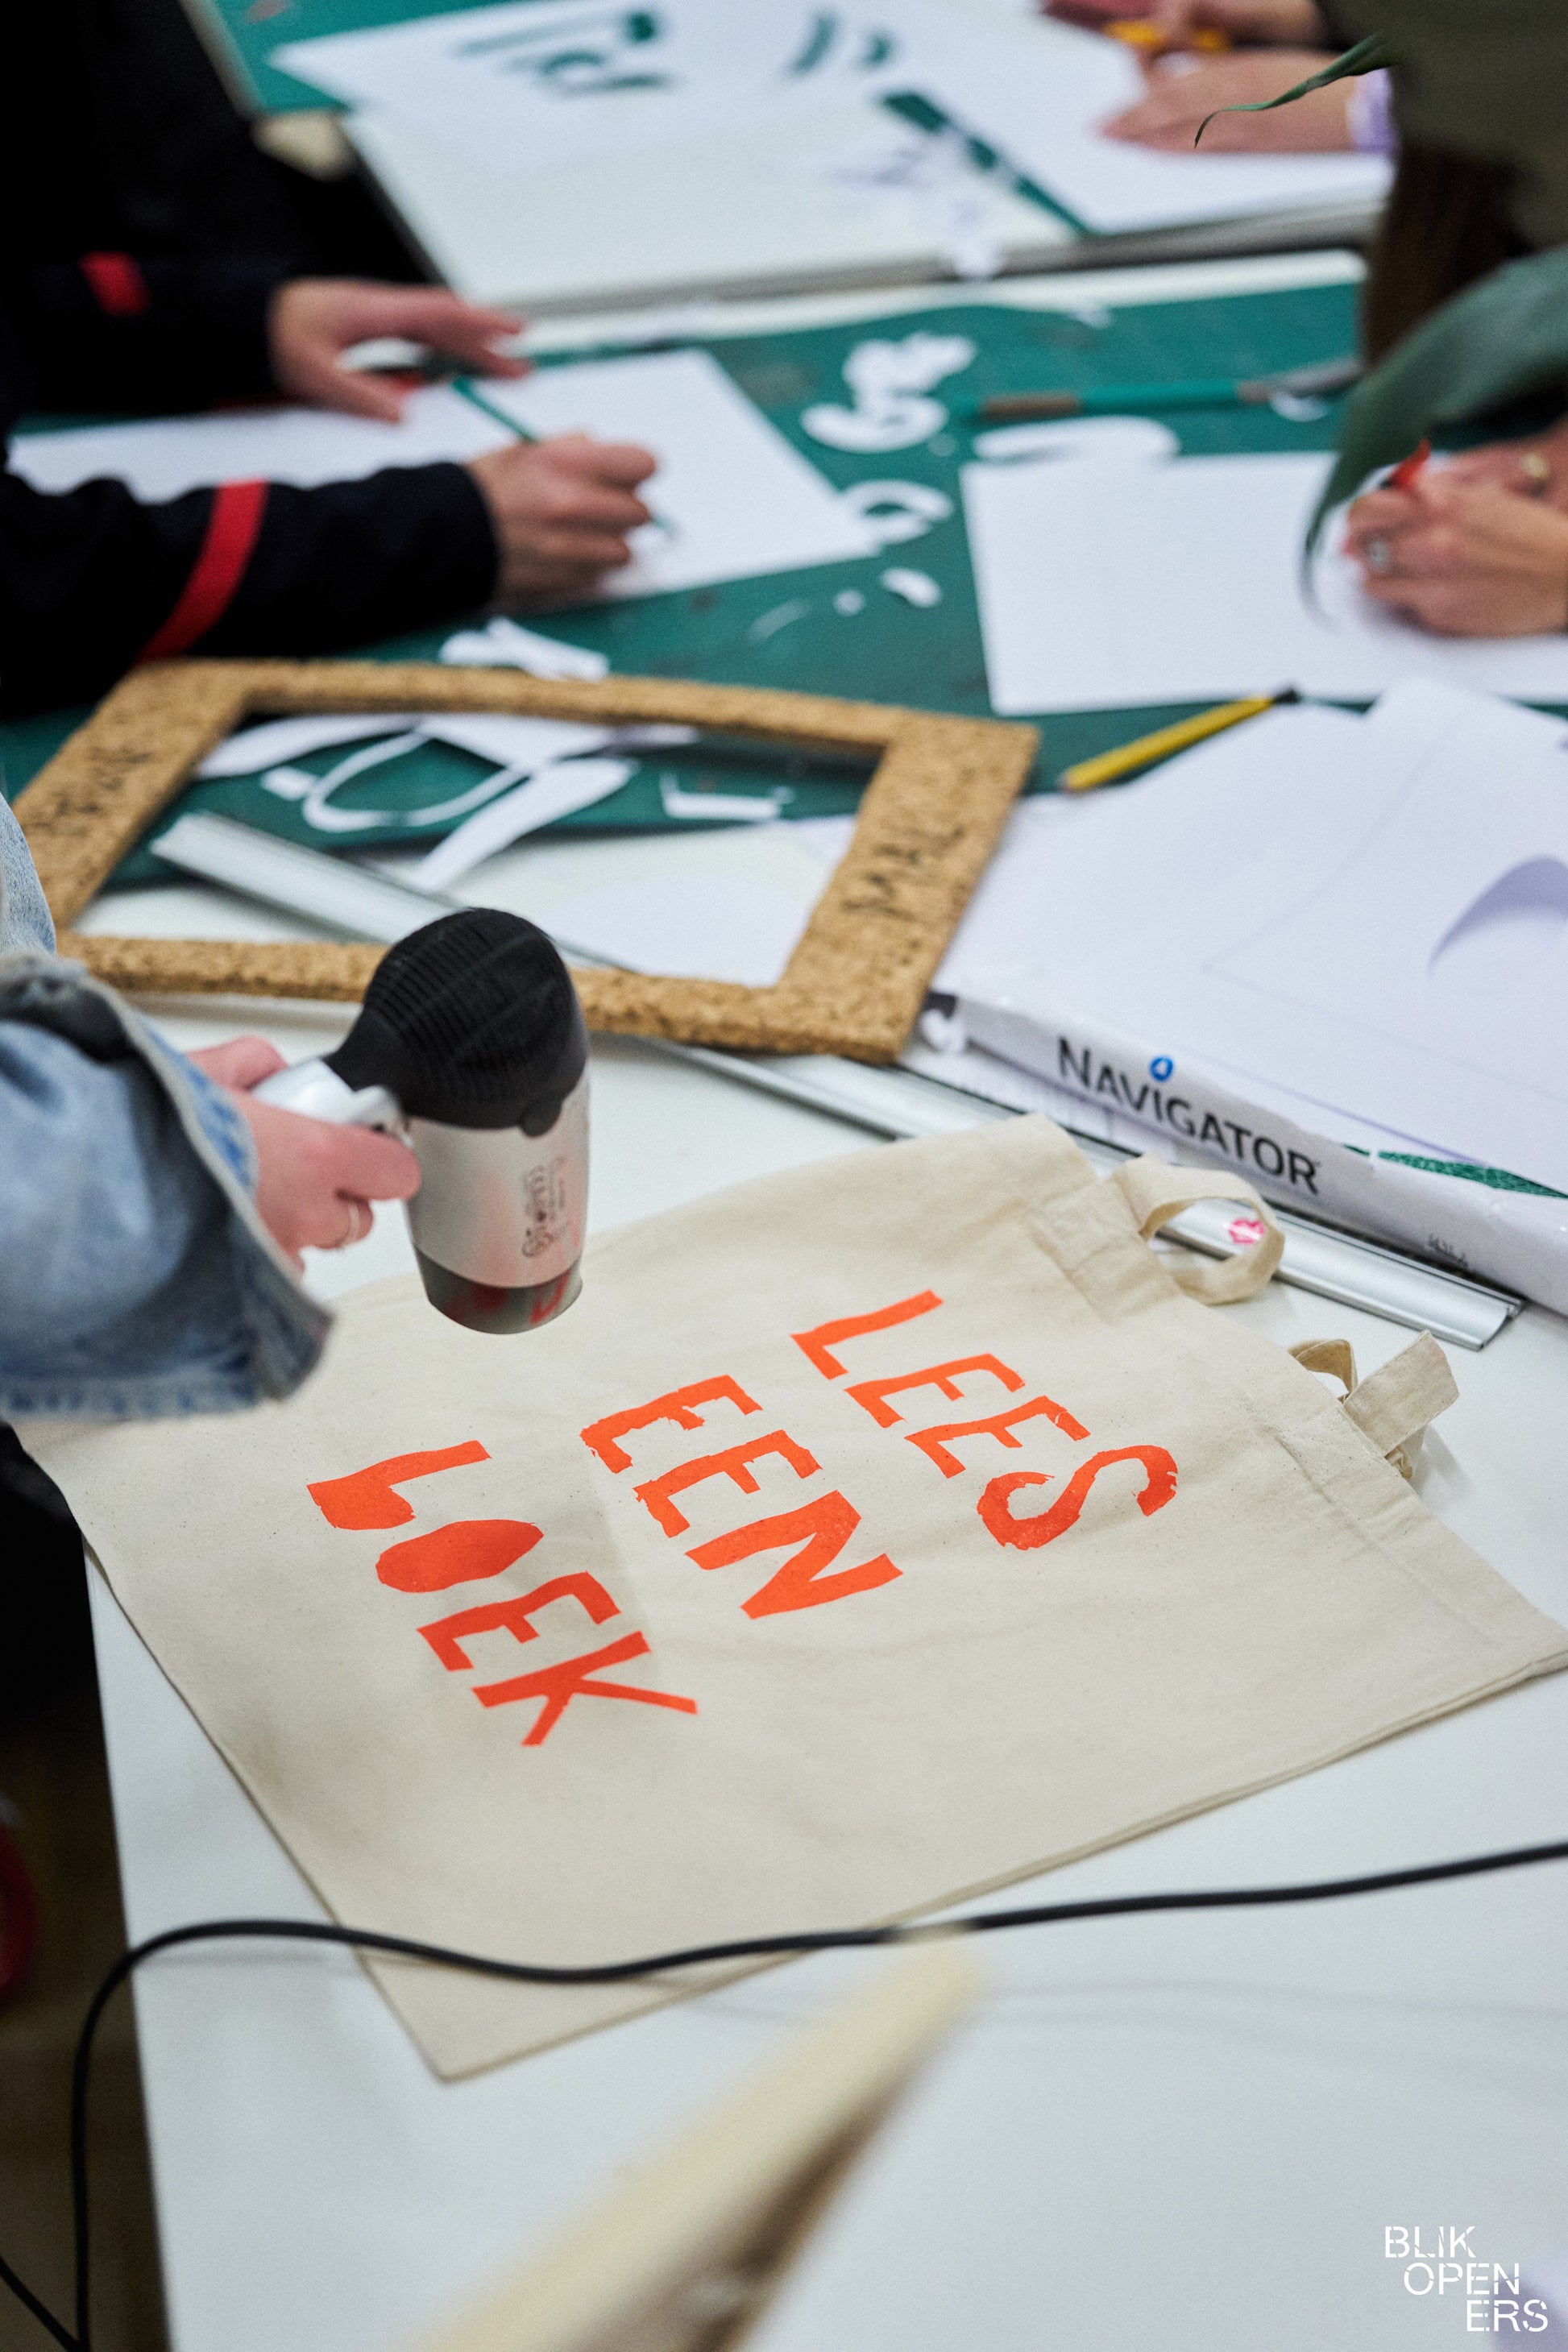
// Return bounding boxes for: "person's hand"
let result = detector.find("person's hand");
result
[186,1036,290,1092]
[1101,48,1352,150]
[187,1036,421,1271]
[1437,417,1568,515]
[467,433,658,604]
[268,279,526,423]
[1345,475,1568,637]
[1148,0,1327,45]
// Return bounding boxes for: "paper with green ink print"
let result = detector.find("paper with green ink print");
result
[273,0,913,176]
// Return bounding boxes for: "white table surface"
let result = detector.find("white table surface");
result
[68,241,1568,2348]
[81,957,1568,2352]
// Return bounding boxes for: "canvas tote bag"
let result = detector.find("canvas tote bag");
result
[24,1115,1568,2078]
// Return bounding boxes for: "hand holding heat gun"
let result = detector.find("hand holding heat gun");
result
[251,908,588,1334]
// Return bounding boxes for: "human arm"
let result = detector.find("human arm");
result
[0,456,497,714]
[0,426,655,714]
[8,259,529,422]
[0,1014,413,1415]
[1344,473,1568,636]
[0,793,419,1412]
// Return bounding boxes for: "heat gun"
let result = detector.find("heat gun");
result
[253,908,587,1335]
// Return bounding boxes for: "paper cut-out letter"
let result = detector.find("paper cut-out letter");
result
[376,1519,542,1593]
[847,1354,1023,1428]
[978,1447,1178,1550]
[635,1432,819,1537]
[909,1392,1089,1479]
[687,1492,902,1619]
[474,1633,698,1746]
[309,1441,489,1530]
[791,1292,942,1379]
[580,1375,760,1471]
[418,1574,619,1670]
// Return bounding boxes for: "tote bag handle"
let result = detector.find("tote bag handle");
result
[1292,1329,1458,1477]
[1111,1156,1285,1306]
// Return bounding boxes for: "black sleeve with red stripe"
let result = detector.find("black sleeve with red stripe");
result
[0,462,499,715]
[11,253,288,417]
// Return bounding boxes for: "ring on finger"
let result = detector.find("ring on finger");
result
[335,1198,372,1250]
[1520,450,1552,495]
[1364,536,1394,575]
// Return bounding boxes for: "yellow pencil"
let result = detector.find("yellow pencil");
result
[1102,15,1230,52]
[1058,689,1300,793]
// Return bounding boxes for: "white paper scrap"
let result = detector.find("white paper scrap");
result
[881,566,941,606]
[197,716,404,779]
[962,451,1568,713]
[839,477,953,545]
[413,757,637,890]
[970,416,1179,467]
[439,616,609,679]
[801,331,975,454]
[658,779,793,821]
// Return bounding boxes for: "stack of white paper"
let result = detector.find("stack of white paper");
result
[935,681,1568,1193]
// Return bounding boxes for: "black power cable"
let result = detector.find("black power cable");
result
[5,1833,1566,2352]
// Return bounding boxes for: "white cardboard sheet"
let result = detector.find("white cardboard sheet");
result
[962,450,1568,713]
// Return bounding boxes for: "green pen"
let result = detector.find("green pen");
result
[971,357,1362,424]
[453,374,674,538]
[452,375,538,442]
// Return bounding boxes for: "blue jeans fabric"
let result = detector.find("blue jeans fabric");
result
[0,794,327,1417]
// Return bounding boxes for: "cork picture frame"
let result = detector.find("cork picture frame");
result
[14,658,1038,1064]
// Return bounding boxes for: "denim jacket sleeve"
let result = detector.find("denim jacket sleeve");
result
[0,795,329,1418]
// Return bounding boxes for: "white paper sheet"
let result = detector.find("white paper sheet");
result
[1197,682,1568,1190]
[963,450,1568,713]
[9,386,506,502]
[908,9,1388,234]
[12,352,876,598]
[933,703,1389,1001]
[424,822,844,984]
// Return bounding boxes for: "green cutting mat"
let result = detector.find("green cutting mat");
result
[2,279,1362,889]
